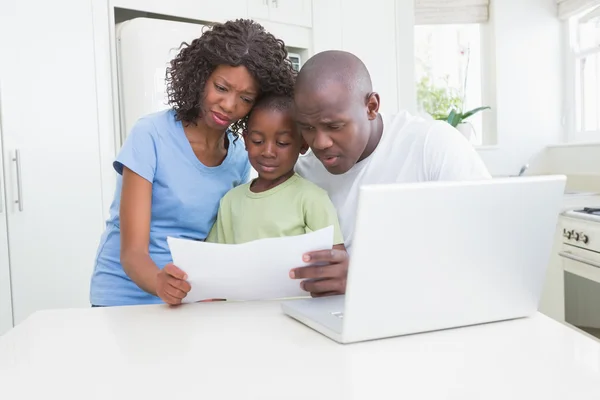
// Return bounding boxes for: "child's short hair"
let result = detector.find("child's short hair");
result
[249,94,294,119]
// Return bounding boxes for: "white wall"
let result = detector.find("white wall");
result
[526,143,600,192]
[477,0,564,176]
[312,0,412,115]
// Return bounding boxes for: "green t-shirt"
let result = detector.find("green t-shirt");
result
[206,174,344,245]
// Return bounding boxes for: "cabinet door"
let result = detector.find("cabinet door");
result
[0,141,13,335]
[0,0,104,324]
[538,222,565,322]
[247,0,270,20]
[268,0,312,27]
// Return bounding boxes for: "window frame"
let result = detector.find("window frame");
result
[564,8,600,143]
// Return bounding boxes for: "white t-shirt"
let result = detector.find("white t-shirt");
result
[295,111,491,251]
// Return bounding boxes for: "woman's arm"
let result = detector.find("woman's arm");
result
[120,166,190,304]
[120,166,159,294]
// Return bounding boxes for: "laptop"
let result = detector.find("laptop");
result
[281,175,567,344]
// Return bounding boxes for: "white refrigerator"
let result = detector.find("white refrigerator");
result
[116,17,206,139]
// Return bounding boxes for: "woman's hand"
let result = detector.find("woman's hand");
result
[156,263,191,305]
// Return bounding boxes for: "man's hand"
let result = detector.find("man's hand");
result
[289,245,349,297]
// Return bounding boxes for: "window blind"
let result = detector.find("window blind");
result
[415,0,490,25]
[557,0,600,19]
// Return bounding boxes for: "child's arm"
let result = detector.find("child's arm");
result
[303,189,344,246]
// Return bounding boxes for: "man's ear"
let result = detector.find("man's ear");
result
[365,92,380,120]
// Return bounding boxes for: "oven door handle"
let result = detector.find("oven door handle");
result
[558,251,600,269]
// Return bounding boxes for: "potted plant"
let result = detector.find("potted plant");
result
[442,106,491,141]
[416,76,490,142]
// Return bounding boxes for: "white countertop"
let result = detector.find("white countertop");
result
[562,193,600,211]
[1,300,600,399]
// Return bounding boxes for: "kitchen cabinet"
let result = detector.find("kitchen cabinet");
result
[112,0,249,24]
[247,0,270,20]
[0,143,12,335]
[0,0,104,328]
[248,0,312,28]
[538,221,566,322]
[311,0,404,115]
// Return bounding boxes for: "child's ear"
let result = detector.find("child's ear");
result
[300,139,309,155]
[242,130,250,150]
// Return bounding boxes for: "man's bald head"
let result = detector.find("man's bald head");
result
[295,50,373,99]
[293,50,382,176]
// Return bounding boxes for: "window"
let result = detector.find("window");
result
[413,0,493,146]
[560,0,600,142]
[569,6,600,141]
[414,24,486,145]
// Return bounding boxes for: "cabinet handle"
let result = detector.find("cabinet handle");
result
[559,251,600,269]
[13,149,23,212]
[271,0,278,7]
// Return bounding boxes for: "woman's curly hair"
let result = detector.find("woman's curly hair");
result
[165,19,296,134]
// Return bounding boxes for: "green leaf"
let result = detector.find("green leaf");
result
[446,109,461,127]
[415,76,462,119]
[460,106,491,120]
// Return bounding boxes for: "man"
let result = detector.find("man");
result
[288,50,490,297]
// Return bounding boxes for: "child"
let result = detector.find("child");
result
[206,94,344,248]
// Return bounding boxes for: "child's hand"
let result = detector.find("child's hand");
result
[156,263,191,305]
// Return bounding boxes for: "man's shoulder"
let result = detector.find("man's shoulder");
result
[382,111,438,141]
[381,111,472,156]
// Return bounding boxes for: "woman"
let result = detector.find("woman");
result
[90,19,296,306]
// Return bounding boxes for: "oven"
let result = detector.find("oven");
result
[560,208,600,338]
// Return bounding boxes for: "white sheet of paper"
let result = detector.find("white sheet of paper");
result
[167,226,334,303]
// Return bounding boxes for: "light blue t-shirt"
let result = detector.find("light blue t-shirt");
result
[90,109,250,306]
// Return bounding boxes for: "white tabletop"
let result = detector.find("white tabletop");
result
[1,300,600,399]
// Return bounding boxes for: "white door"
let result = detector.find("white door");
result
[0,134,13,335]
[0,0,104,324]
[268,0,312,27]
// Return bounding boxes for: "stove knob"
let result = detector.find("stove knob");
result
[582,234,589,244]
[566,231,572,239]
[574,233,580,241]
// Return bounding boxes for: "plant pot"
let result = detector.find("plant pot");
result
[456,121,475,143]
